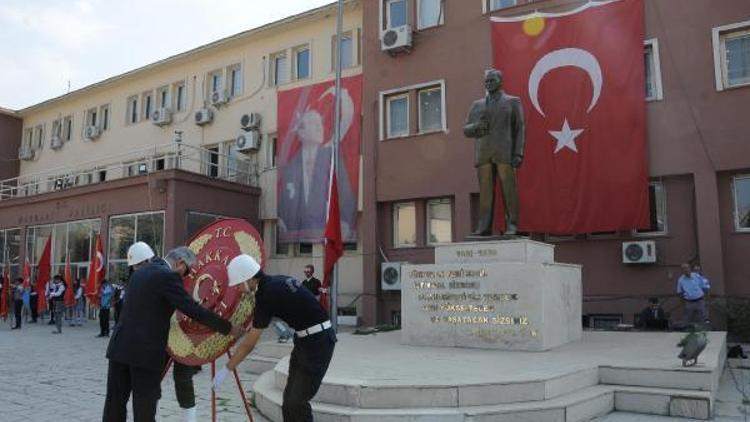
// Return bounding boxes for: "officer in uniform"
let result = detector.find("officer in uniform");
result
[212,254,336,422]
[103,244,242,422]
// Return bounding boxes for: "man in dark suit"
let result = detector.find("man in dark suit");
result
[301,264,322,300]
[464,69,525,236]
[102,244,242,422]
[637,297,669,330]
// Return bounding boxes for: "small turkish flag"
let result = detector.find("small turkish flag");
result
[491,0,649,233]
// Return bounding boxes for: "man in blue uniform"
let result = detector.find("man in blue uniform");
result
[212,254,336,422]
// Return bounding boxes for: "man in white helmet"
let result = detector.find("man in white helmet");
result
[213,254,336,422]
[103,244,243,422]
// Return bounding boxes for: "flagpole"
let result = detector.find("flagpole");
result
[331,0,344,333]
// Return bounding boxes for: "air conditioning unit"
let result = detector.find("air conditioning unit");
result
[622,241,657,264]
[151,108,172,126]
[381,25,413,53]
[381,262,405,291]
[84,125,101,140]
[240,113,262,130]
[50,135,63,150]
[210,90,229,107]
[194,108,214,125]
[18,145,34,161]
[236,130,260,153]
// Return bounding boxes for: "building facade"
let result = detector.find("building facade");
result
[0,1,365,309]
[360,0,750,326]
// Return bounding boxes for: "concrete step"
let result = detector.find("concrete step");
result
[239,355,279,375]
[254,341,293,360]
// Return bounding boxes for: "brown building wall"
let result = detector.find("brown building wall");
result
[361,0,750,325]
[0,112,22,181]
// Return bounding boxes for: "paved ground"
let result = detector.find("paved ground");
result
[1,318,750,421]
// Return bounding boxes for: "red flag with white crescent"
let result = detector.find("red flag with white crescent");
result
[86,235,104,307]
[35,237,52,314]
[64,255,75,308]
[491,0,649,233]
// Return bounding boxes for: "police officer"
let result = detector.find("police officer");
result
[213,254,336,422]
[103,243,243,422]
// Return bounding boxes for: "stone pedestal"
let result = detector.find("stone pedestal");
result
[402,239,582,351]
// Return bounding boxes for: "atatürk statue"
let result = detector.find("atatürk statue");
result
[463,69,525,236]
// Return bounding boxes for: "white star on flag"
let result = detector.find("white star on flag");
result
[548,118,584,153]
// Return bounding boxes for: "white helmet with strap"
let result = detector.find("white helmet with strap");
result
[127,241,155,266]
[227,254,261,287]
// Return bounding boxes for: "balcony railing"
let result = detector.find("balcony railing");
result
[0,143,259,200]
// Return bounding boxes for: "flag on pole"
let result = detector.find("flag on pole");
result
[22,259,31,290]
[86,235,104,307]
[64,255,75,308]
[35,237,52,315]
[321,167,343,313]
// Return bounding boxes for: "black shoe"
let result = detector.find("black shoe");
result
[96,334,107,338]
[11,326,20,330]
[52,331,61,334]
[47,320,55,325]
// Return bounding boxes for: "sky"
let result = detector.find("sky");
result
[0,0,334,110]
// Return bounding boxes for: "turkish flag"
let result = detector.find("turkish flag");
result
[491,0,649,234]
[321,166,343,314]
[64,256,75,308]
[36,237,52,314]
[86,235,104,307]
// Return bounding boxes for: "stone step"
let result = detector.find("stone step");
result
[239,355,279,375]
[254,341,293,360]
[254,372,713,422]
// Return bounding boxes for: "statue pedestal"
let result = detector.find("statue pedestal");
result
[401,239,582,351]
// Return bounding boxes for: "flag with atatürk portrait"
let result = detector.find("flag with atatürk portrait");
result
[276,75,362,243]
[491,0,649,234]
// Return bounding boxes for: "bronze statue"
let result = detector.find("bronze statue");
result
[464,69,525,236]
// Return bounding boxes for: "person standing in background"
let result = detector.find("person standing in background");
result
[12,278,24,330]
[49,275,66,334]
[97,279,114,337]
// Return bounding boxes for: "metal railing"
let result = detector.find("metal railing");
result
[0,143,259,200]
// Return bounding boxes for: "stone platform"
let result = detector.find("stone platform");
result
[253,330,726,421]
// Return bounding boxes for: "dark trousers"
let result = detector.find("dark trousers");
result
[282,330,336,422]
[173,362,201,408]
[100,308,110,336]
[30,295,38,322]
[102,360,162,422]
[48,301,55,323]
[476,162,519,234]
[114,302,123,324]
[13,300,22,328]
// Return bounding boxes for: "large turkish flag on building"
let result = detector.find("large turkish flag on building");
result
[491,0,649,234]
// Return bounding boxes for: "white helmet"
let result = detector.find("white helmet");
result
[127,242,155,266]
[227,254,261,287]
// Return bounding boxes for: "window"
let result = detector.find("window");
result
[393,202,416,247]
[386,0,408,29]
[733,175,750,232]
[34,125,44,149]
[173,81,186,112]
[26,220,100,282]
[644,39,663,101]
[108,212,164,282]
[386,94,409,138]
[332,32,355,70]
[209,70,224,94]
[268,133,279,168]
[156,86,169,109]
[228,64,242,97]
[86,107,98,128]
[100,105,110,131]
[488,0,518,12]
[274,223,290,256]
[63,116,73,141]
[713,21,750,90]
[294,46,311,80]
[271,52,289,86]
[418,86,444,133]
[186,211,225,239]
[635,181,667,236]
[0,228,22,280]
[127,96,139,124]
[142,92,153,121]
[205,146,220,178]
[427,198,452,244]
[51,119,62,138]
[23,128,33,148]
[418,0,444,29]
[298,243,313,256]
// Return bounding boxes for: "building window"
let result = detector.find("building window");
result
[488,0,518,12]
[51,119,62,139]
[274,223,290,256]
[713,21,750,90]
[268,133,278,168]
[0,228,22,280]
[127,96,139,124]
[174,81,186,112]
[635,181,667,236]
[142,92,153,121]
[386,94,409,138]
[186,211,225,239]
[26,220,100,281]
[297,243,313,256]
[427,198,452,244]
[271,52,289,86]
[100,105,110,131]
[294,46,311,80]
[63,116,73,141]
[393,202,417,247]
[86,108,98,128]
[156,86,169,109]
[205,146,220,178]
[644,39,663,101]
[418,0,444,29]
[108,211,164,282]
[34,125,44,149]
[228,64,242,97]
[386,0,408,29]
[208,69,223,95]
[418,86,444,133]
[733,175,750,232]
[23,128,33,148]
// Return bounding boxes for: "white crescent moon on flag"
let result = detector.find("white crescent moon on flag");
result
[96,252,104,272]
[193,274,213,302]
[528,48,603,117]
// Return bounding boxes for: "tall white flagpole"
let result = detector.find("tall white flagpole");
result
[331,0,344,332]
